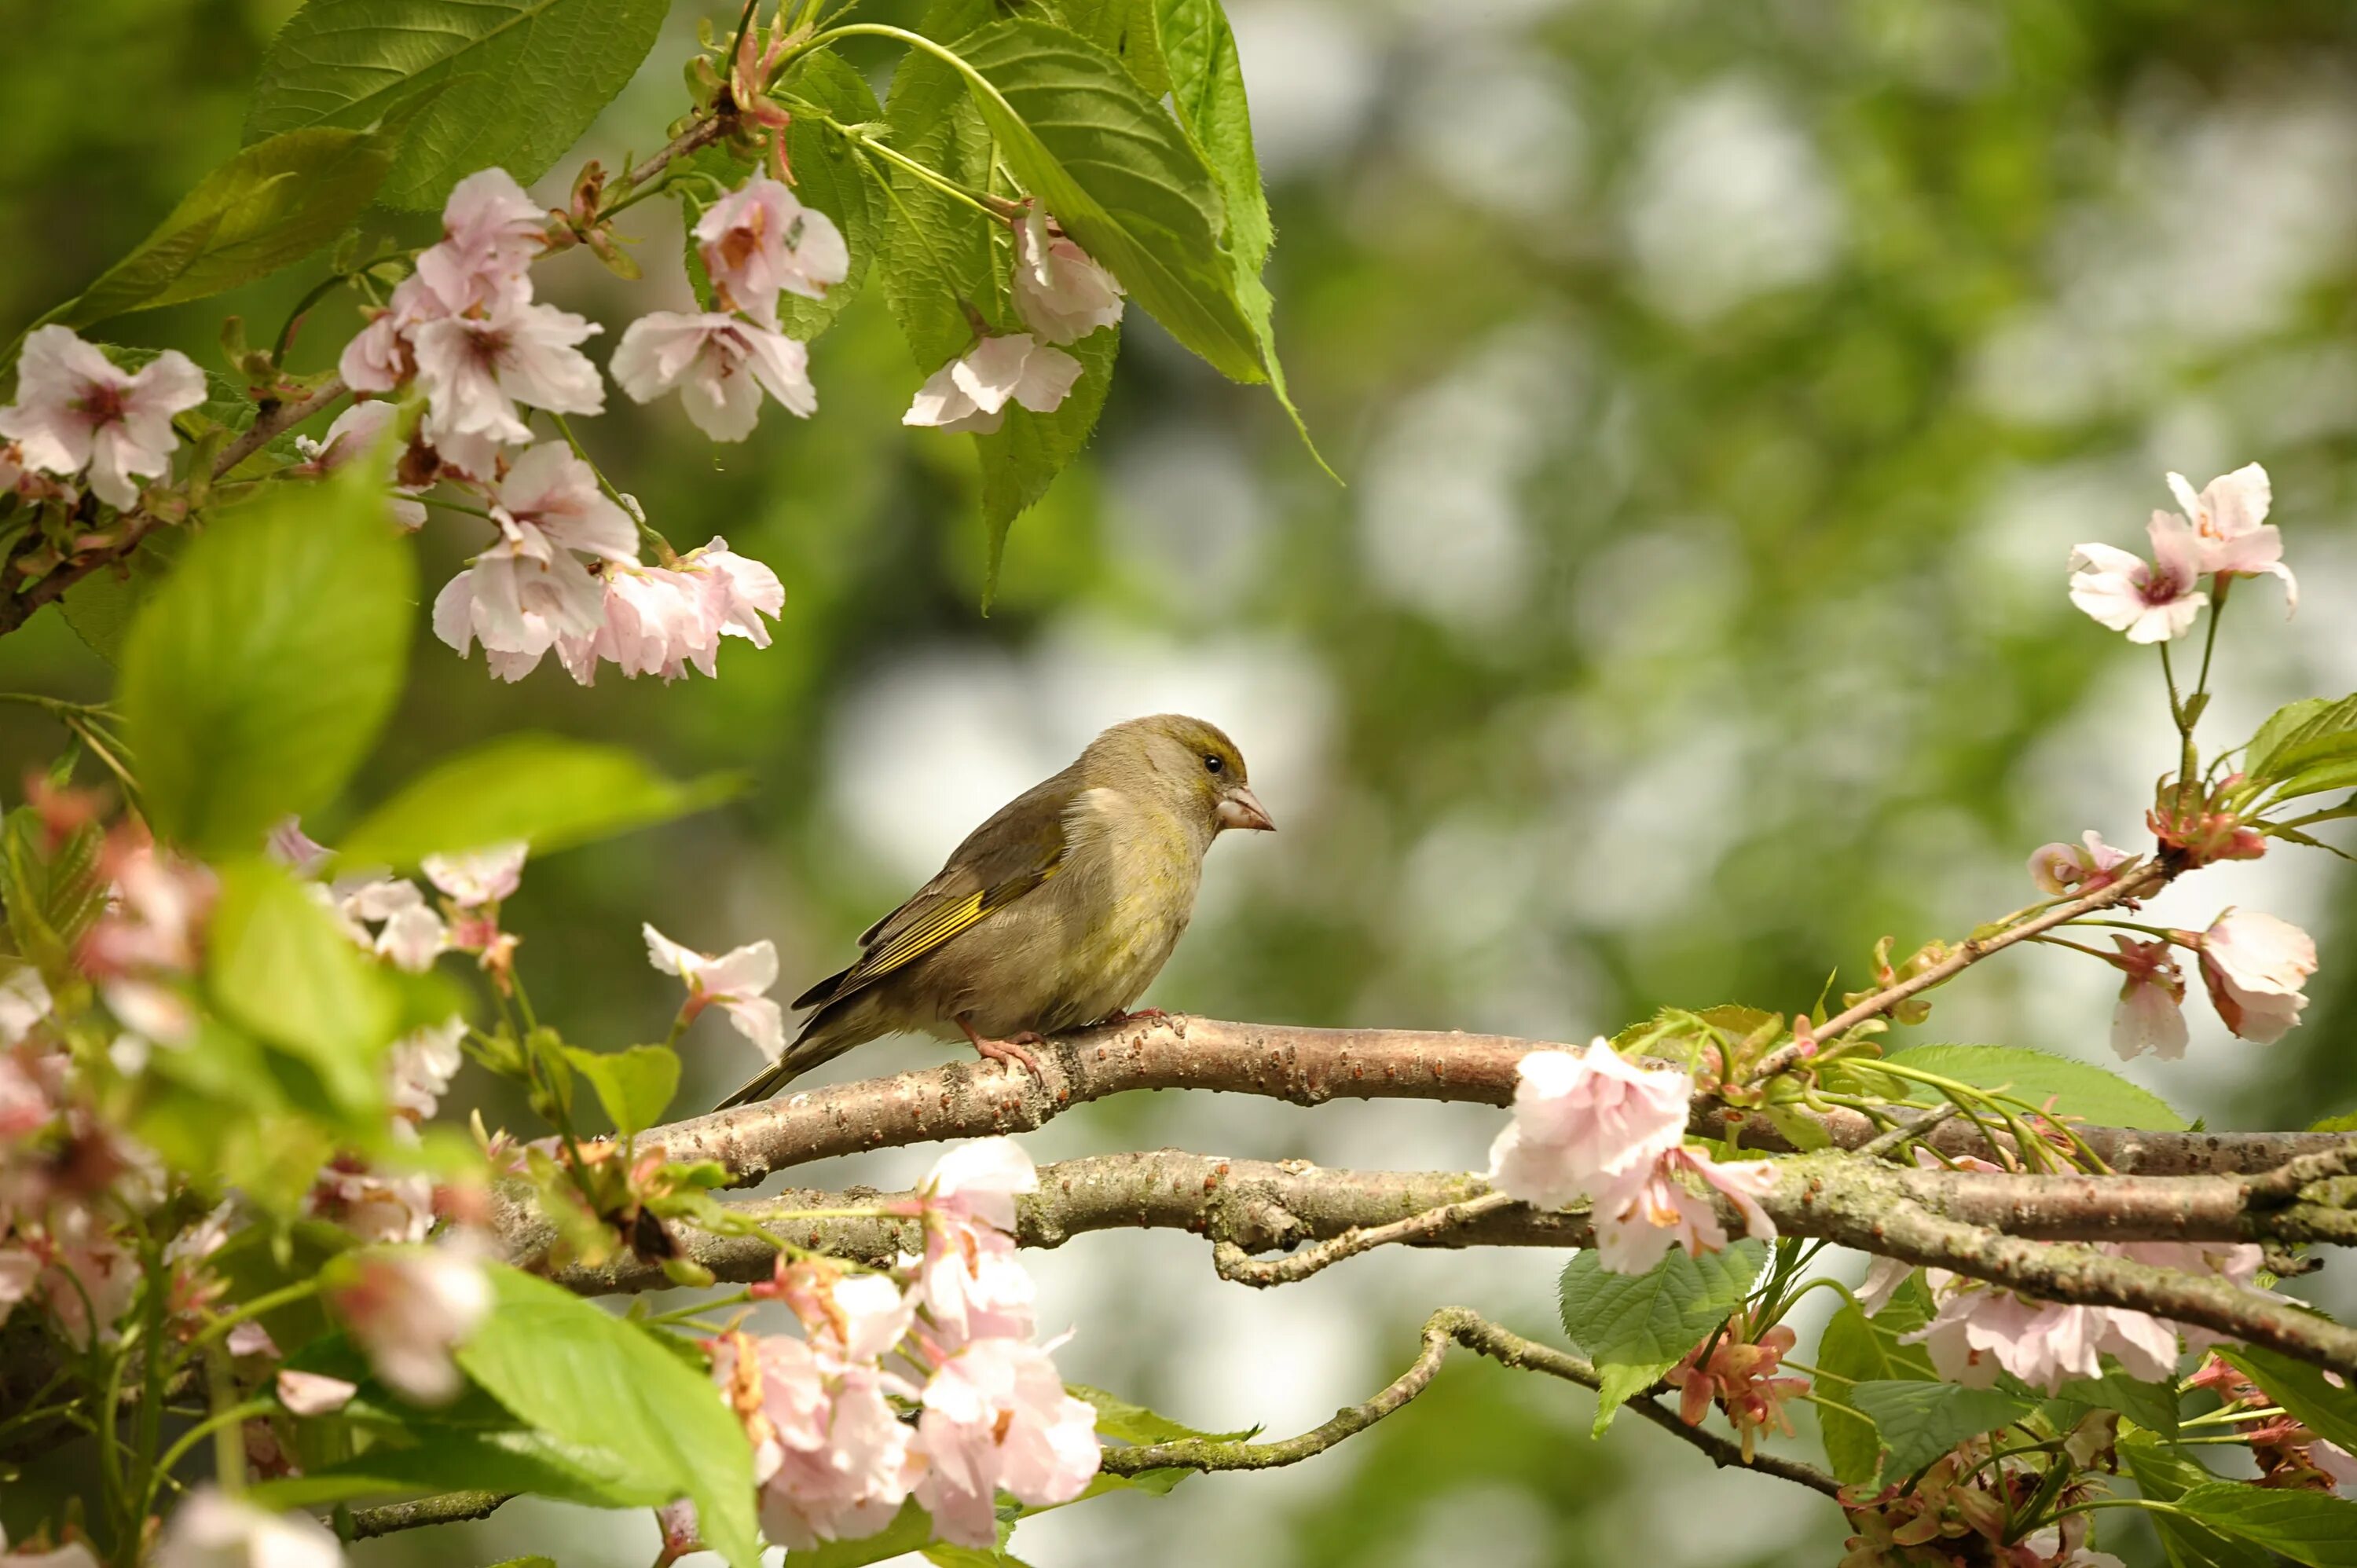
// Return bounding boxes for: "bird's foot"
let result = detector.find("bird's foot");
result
[1099,1007,1168,1027]
[957,1017,1047,1079]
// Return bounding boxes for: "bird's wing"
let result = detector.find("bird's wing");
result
[791,769,1080,1011]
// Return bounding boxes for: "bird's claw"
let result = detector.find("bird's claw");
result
[959,1019,1047,1079]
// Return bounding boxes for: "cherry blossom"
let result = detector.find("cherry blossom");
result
[291,400,427,529]
[1486,1043,1691,1211]
[276,1369,357,1416]
[264,818,333,878]
[1907,1267,2179,1393]
[422,842,527,907]
[328,1241,491,1404]
[903,334,1083,434]
[433,442,636,672]
[308,1157,434,1245]
[2168,463,2295,612]
[1011,207,1124,344]
[2196,907,2316,1043]
[0,326,205,509]
[2066,510,2208,643]
[694,175,850,325]
[416,167,548,313]
[762,1262,918,1364]
[335,877,449,973]
[611,312,816,441]
[0,965,51,1049]
[2027,830,2135,897]
[1591,1147,1779,1275]
[152,1488,343,1568]
[410,293,604,447]
[642,925,786,1061]
[907,1139,1040,1347]
[79,833,218,1043]
[917,1335,1101,1547]
[711,1328,919,1550]
[2106,936,2189,1061]
[386,1017,467,1121]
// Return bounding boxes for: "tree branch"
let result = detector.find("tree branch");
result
[343,1488,512,1540]
[628,1014,2353,1186]
[1097,1306,1839,1500]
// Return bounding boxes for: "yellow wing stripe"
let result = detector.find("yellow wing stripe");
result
[840,859,1062,991]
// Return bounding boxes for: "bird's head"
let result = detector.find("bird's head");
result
[1087,714,1275,837]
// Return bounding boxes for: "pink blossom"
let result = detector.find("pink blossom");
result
[917,1336,1101,1546]
[1856,1255,1914,1315]
[2168,463,2295,612]
[2197,908,2316,1043]
[577,564,728,681]
[335,877,449,972]
[1591,1148,1778,1276]
[276,1369,357,1416]
[31,1222,140,1347]
[903,334,1083,434]
[0,965,52,1049]
[386,1017,467,1121]
[308,1158,434,1245]
[292,401,427,529]
[1011,207,1124,344]
[694,176,850,326]
[685,536,785,648]
[1906,1266,2182,1394]
[328,1241,491,1405]
[416,167,548,314]
[153,1487,343,1568]
[0,327,205,509]
[611,311,816,441]
[642,925,786,1061]
[2027,830,2135,897]
[422,842,526,907]
[410,293,603,447]
[0,1526,100,1566]
[2106,936,2189,1061]
[264,818,333,878]
[2115,1240,2264,1352]
[1486,1042,1691,1211]
[434,443,636,668]
[2066,510,2208,643]
[79,835,217,1003]
[711,1330,918,1551]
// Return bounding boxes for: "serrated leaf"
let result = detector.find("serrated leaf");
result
[772,51,885,343]
[562,1044,680,1138]
[2248,695,2357,803]
[2172,1483,2357,1566]
[3,808,107,979]
[1072,1384,1257,1445]
[2223,1345,2357,1454]
[20,128,393,349]
[336,734,735,869]
[2123,1434,2275,1568]
[1813,1281,1937,1485]
[975,324,1117,603]
[2054,1363,2180,1439]
[207,858,398,1115]
[243,0,669,210]
[1848,1380,2037,1477]
[120,460,412,856]
[1054,0,1170,96]
[1557,1240,1765,1367]
[1589,1357,1675,1436]
[458,1265,759,1568]
[1882,1044,2187,1131]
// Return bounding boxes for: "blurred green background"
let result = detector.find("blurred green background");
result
[8,0,2357,1563]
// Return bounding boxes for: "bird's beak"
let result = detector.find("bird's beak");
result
[1217,784,1275,832]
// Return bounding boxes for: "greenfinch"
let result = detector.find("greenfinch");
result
[715,713,1274,1107]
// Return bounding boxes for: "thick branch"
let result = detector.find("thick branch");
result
[631,1015,2353,1186]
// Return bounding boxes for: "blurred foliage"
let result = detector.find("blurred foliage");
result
[9,0,2357,1563]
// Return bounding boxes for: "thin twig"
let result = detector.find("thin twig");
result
[342,1489,514,1540]
[1857,1104,1963,1161]
[1213,1191,1520,1287]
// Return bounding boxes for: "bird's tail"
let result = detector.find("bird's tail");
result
[709,998,873,1111]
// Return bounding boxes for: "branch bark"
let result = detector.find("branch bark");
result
[628,1014,2353,1185]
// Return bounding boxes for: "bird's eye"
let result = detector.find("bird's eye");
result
[1202,753,1225,775]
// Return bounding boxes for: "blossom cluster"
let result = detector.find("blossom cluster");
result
[706,1138,1099,1550]
[1485,1042,1779,1273]
[2066,463,2293,643]
[902,206,1123,434]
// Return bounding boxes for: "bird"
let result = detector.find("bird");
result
[713,713,1274,1108]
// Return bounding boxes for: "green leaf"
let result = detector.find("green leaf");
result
[2055,1363,2181,1439]
[1558,1240,1767,1365]
[781,1501,935,1567]
[774,51,886,343]
[120,460,412,857]
[244,0,669,211]
[1072,1384,1258,1444]
[249,1425,669,1511]
[1847,1380,2037,1478]
[1813,1281,1937,1485]
[27,129,392,340]
[2223,1344,2357,1454]
[2248,695,2357,802]
[207,858,397,1115]
[924,1547,1038,1568]
[1053,0,1171,97]
[562,1045,680,1138]
[60,528,189,665]
[1882,1044,2187,1130]
[458,1265,759,1568]
[2,805,107,980]
[944,17,1264,383]
[337,734,736,870]
[2123,1433,2275,1568]
[975,324,1118,603]
[1589,1357,1676,1437]
[2173,1483,2357,1566]
[2310,1112,2357,1134]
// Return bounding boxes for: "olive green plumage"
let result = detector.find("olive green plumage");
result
[715,714,1274,1108]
